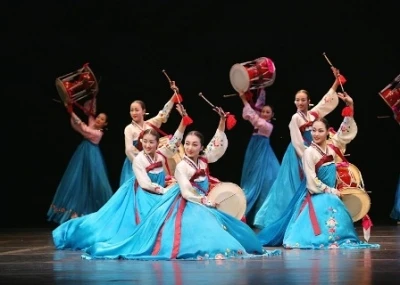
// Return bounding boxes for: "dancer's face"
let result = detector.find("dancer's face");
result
[130,102,146,123]
[184,134,203,159]
[94,113,108,129]
[142,133,159,156]
[294,92,310,113]
[260,105,274,121]
[311,121,328,146]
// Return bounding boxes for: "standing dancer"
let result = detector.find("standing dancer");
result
[47,98,113,224]
[254,67,341,229]
[238,89,280,225]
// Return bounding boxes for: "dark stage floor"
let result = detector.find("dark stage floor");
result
[0,226,399,284]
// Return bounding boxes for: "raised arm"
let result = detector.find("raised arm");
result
[303,148,340,196]
[309,89,339,119]
[331,93,357,150]
[157,105,187,158]
[132,154,164,194]
[146,94,175,127]
[70,112,89,135]
[203,110,228,163]
[241,94,273,135]
[310,69,340,118]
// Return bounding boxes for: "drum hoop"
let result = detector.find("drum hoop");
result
[208,182,246,219]
[340,187,371,222]
[229,64,250,92]
[55,78,69,103]
[83,65,99,95]
[55,64,99,105]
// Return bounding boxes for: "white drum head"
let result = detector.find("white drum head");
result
[340,187,371,222]
[55,79,69,104]
[229,64,250,93]
[207,182,246,219]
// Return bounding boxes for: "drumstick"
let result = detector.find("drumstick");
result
[322,52,345,93]
[223,93,238,98]
[377,115,391,119]
[161,69,182,104]
[322,52,334,66]
[198,92,217,108]
[162,69,173,83]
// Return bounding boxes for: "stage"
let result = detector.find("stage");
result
[0,226,398,284]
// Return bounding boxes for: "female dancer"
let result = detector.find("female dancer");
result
[120,93,178,186]
[239,89,280,225]
[258,93,379,249]
[254,68,341,229]
[52,105,189,250]
[82,107,281,260]
[47,99,113,224]
[390,175,400,224]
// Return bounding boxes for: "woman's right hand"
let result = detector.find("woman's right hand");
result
[154,186,166,195]
[329,188,342,197]
[201,196,216,207]
[176,104,187,116]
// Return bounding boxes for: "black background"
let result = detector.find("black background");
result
[2,0,399,228]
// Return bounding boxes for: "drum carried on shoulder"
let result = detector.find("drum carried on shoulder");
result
[336,162,370,222]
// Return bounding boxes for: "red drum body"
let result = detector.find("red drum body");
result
[158,136,185,176]
[55,63,98,113]
[336,163,364,190]
[379,74,400,125]
[229,57,276,93]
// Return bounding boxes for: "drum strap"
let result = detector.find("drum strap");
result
[328,144,348,163]
[299,111,318,146]
[312,143,334,172]
[146,122,170,137]
[156,151,172,176]
[315,155,334,173]
[184,156,211,194]
[145,161,163,172]
[135,122,170,151]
